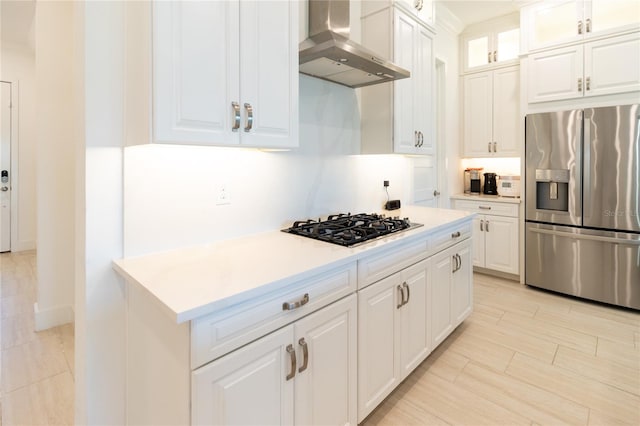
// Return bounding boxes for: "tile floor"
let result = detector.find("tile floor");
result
[0,250,638,425]
[0,251,74,426]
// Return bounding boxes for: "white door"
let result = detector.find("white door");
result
[294,295,357,426]
[415,24,434,154]
[191,326,294,426]
[393,10,418,154]
[527,45,584,103]
[584,32,640,97]
[463,71,493,157]
[399,259,430,379]
[492,66,520,156]
[484,215,520,275]
[0,82,11,252]
[412,156,437,207]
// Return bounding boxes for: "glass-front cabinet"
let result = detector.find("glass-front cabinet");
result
[461,14,520,73]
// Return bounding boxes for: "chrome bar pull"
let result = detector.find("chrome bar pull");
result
[578,77,583,92]
[488,142,492,152]
[244,103,253,132]
[493,142,497,152]
[418,131,424,147]
[415,130,419,147]
[493,50,497,62]
[578,20,583,35]
[403,282,410,304]
[586,76,591,91]
[231,102,240,131]
[586,18,591,33]
[298,338,309,373]
[452,255,458,273]
[479,205,491,210]
[286,344,297,380]
[488,51,492,63]
[457,254,462,271]
[282,293,309,311]
[397,285,405,309]
[480,219,484,232]
[485,220,490,232]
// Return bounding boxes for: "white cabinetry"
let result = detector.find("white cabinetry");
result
[461,14,520,73]
[357,259,430,421]
[361,5,434,154]
[527,32,640,102]
[463,66,520,157]
[522,0,640,52]
[452,199,520,276]
[193,294,357,426]
[152,0,298,148]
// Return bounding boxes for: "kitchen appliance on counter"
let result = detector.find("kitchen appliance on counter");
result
[282,213,422,247]
[525,104,640,310]
[463,169,471,194]
[483,173,498,195]
[469,168,483,194]
[498,175,521,198]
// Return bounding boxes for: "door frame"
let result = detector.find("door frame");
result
[1,80,19,252]
[434,57,447,208]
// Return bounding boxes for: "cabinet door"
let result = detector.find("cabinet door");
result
[430,248,453,348]
[399,259,431,380]
[525,0,583,51]
[587,0,640,38]
[484,215,520,275]
[415,25,434,154]
[358,274,401,422]
[584,32,640,97]
[463,71,493,157]
[451,240,473,327]
[239,0,298,148]
[192,326,294,426]
[471,216,485,268]
[527,45,583,103]
[463,33,491,71]
[294,294,357,426]
[153,0,240,145]
[492,66,520,156]
[393,10,419,154]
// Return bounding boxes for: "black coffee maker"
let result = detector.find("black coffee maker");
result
[483,173,498,195]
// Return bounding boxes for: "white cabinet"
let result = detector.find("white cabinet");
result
[462,26,520,72]
[192,294,357,426]
[361,5,434,154]
[152,0,298,148]
[431,240,472,348]
[452,199,520,276]
[463,66,520,157]
[522,0,640,52]
[357,259,430,422]
[527,32,640,103]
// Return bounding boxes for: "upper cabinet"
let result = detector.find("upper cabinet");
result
[363,0,435,28]
[361,4,435,155]
[522,0,640,53]
[461,13,520,73]
[152,0,299,148]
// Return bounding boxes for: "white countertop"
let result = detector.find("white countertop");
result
[450,193,521,204]
[113,206,474,323]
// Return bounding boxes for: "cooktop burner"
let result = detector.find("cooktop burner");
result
[282,213,423,247]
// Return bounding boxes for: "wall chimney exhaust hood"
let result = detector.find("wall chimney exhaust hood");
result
[299,0,410,88]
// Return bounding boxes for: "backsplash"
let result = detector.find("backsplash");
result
[124,76,413,257]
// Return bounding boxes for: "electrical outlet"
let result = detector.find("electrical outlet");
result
[216,182,231,205]
[383,180,389,187]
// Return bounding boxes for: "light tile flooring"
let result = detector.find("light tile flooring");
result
[0,251,638,425]
[0,251,74,426]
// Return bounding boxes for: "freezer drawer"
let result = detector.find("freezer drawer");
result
[526,223,640,310]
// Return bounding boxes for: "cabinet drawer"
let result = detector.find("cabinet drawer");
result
[191,262,357,368]
[430,221,472,254]
[357,238,429,290]
[453,199,519,217]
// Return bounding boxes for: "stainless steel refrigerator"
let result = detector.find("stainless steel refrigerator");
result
[525,104,640,310]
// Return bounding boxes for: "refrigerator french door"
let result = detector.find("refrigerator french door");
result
[525,104,640,310]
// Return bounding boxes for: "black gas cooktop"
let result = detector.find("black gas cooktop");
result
[282,213,423,247]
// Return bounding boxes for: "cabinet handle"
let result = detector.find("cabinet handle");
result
[488,142,492,153]
[282,293,309,311]
[493,50,497,62]
[578,77,583,92]
[488,51,492,63]
[480,219,484,232]
[578,20,583,35]
[286,344,297,380]
[451,231,461,239]
[493,142,497,152]
[298,338,309,373]
[586,18,591,33]
[418,131,424,147]
[414,0,424,12]
[452,255,457,273]
[397,285,405,309]
[244,103,253,132]
[231,102,240,132]
[586,76,591,91]
[479,205,491,210]
[485,220,490,232]
[456,254,462,271]
[403,282,410,304]
[414,130,419,147]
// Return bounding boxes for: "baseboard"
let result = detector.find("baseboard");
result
[34,302,74,331]
[12,239,36,252]
[473,267,520,283]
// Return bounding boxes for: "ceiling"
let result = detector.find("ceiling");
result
[1,0,36,49]
[438,0,520,27]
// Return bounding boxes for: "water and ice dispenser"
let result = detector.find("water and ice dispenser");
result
[535,169,569,212]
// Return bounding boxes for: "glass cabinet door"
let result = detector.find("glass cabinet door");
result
[588,0,640,36]
[528,0,583,50]
[466,35,490,69]
[496,28,520,62]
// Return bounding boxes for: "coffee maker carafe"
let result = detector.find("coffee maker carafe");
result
[483,173,498,195]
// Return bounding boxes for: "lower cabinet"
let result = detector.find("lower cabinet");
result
[192,294,357,426]
[431,239,472,348]
[357,258,430,422]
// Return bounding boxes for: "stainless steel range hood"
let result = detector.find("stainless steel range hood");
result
[299,0,410,88]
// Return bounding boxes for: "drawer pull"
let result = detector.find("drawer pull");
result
[403,282,410,304]
[298,338,309,373]
[451,231,461,238]
[479,206,491,210]
[286,344,296,380]
[397,285,405,309]
[282,293,309,311]
[480,220,484,232]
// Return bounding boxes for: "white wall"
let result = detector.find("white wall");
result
[34,1,75,329]
[0,42,37,251]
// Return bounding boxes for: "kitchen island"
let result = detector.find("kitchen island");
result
[114,205,474,425]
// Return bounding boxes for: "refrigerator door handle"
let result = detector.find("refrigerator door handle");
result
[529,227,640,246]
[583,116,591,220]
